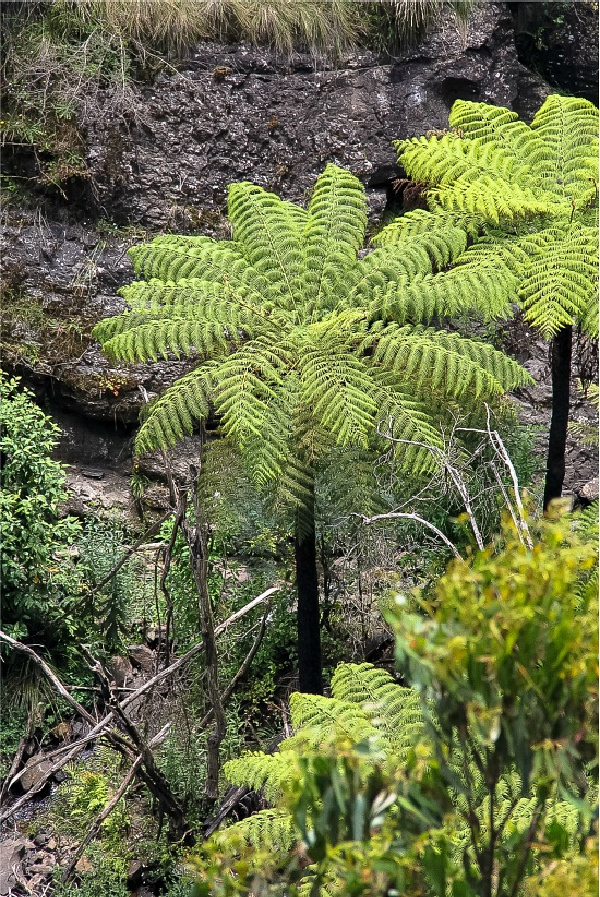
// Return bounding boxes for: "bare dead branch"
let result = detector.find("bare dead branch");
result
[0,587,277,821]
[358,511,462,559]
[0,632,97,727]
[199,602,271,729]
[0,710,33,804]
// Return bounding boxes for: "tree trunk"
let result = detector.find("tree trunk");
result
[543,325,572,511]
[295,482,323,695]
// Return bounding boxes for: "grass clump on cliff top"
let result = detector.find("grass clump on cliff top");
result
[68,0,362,56]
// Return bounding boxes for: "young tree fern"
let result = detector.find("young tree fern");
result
[395,94,599,509]
[93,164,531,693]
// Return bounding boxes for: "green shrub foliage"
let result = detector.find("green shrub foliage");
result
[191,513,598,896]
[0,376,82,650]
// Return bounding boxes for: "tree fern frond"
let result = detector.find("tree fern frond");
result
[448,100,533,159]
[372,209,474,270]
[303,164,368,307]
[430,178,554,225]
[369,376,443,473]
[367,259,516,324]
[117,277,276,322]
[521,224,599,339]
[135,365,215,454]
[228,182,304,307]
[331,663,423,763]
[528,95,599,204]
[397,134,549,224]
[299,350,377,447]
[579,291,600,339]
[224,752,296,803]
[371,325,533,399]
[101,319,232,363]
[575,501,599,541]
[127,235,270,294]
[288,693,378,744]
[214,808,296,854]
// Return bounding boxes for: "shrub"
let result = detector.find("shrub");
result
[0,376,82,652]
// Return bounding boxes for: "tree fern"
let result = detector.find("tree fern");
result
[395,94,599,508]
[94,163,532,692]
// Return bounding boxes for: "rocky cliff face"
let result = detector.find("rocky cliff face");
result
[1,1,597,506]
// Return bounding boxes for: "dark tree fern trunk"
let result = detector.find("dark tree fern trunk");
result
[543,325,573,511]
[295,482,323,695]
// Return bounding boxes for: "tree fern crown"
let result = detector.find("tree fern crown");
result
[395,95,599,339]
[93,164,532,500]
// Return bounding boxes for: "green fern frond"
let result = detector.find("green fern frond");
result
[371,325,533,399]
[95,162,533,516]
[369,378,442,473]
[528,95,599,204]
[331,663,423,762]
[214,808,296,854]
[288,692,378,745]
[448,100,532,157]
[228,182,304,306]
[520,224,599,339]
[128,235,267,291]
[299,350,377,447]
[372,209,472,270]
[398,95,598,227]
[579,292,600,339]
[215,339,289,450]
[135,365,215,453]
[297,871,340,897]
[224,751,297,803]
[367,259,516,324]
[101,319,231,362]
[575,501,599,541]
[304,164,367,264]
[431,178,553,224]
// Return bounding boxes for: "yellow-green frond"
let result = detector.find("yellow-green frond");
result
[224,751,296,803]
[528,95,599,203]
[372,209,472,269]
[127,234,268,293]
[100,319,231,363]
[288,693,378,744]
[303,164,368,306]
[299,350,377,447]
[331,663,423,763]
[367,258,516,324]
[135,365,214,454]
[214,808,295,855]
[521,224,599,339]
[228,182,304,306]
[371,324,533,399]
[448,99,533,157]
